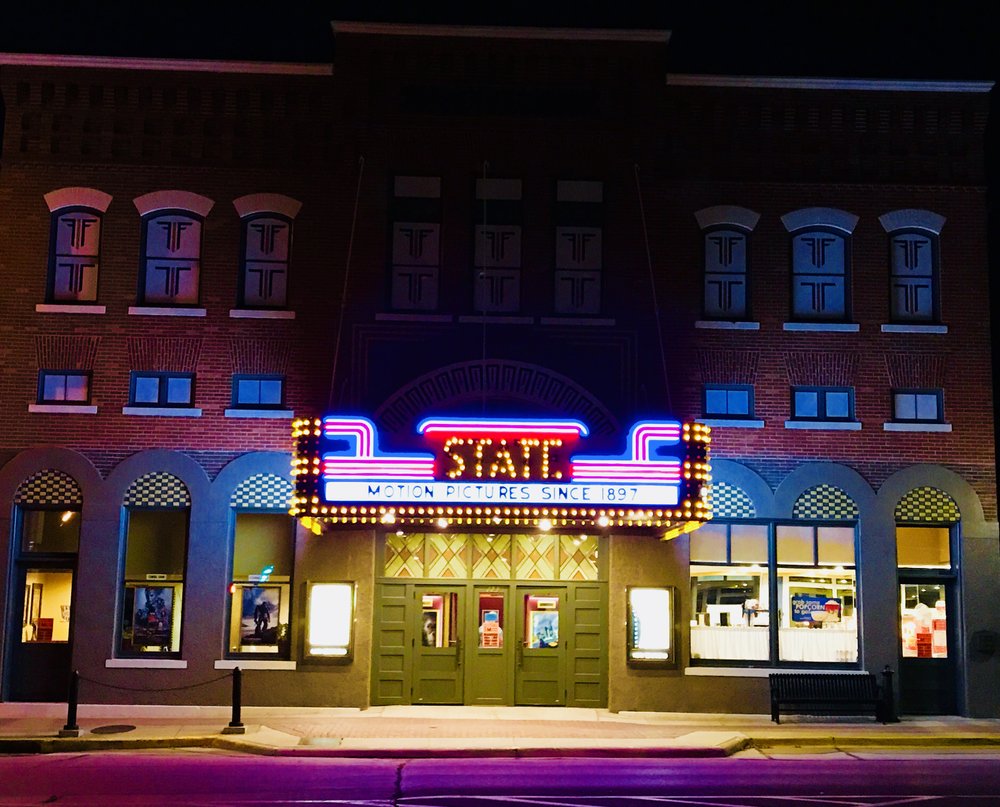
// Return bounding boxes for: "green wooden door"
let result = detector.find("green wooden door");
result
[466,586,511,705]
[412,586,465,704]
[514,586,567,705]
[370,582,411,705]
[566,582,607,707]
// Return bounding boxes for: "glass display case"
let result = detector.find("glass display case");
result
[627,586,676,666]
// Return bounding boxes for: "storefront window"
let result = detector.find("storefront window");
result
[227,513,293,656]
[897,526,950,569]
[690,522,858,665]
[119,509,187,655]
[20,508,80,554]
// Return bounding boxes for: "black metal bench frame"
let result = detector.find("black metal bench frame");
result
[769,671,892,724]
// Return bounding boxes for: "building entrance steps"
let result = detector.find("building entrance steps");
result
[0,703,998,757]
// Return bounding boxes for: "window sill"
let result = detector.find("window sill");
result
[214,659,296,671]
[784,420,861,431]
[35,303,106,315]
[106,658,187,669]
[884,422,953,432]
[697,418,765,429]
[129,306,207,317]
[122,406,202,417]
[29,404,98,414]
[229,308,296,320]
[225,408,295,419]
[684,666,856,678]
[376,312,453,323]
[540,316,617,327]
[695,320,760,330]
[783,322,860,332]
[881,323,948,334]
[458,315,534,325]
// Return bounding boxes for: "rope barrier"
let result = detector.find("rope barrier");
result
[77,671,231,693]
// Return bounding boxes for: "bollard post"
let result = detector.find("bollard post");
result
[881,664,899,723]
[223,666,246,734]
[59,670,81,737]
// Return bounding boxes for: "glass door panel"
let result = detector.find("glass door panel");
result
[515,587,566,705]
[898,580,956,714]
[412,587,464,704]
[7,566,75,701]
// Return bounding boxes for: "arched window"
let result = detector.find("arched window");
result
[695,206,760,321]
[880,209,945,324]
[233,194,301,310]
[782,208,858,322]
[43,187,112,304]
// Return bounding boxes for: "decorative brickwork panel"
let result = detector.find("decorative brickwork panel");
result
[425,533,469,578]
[697,350,759,384]
[471,533,512,579]
[123,472,190,508]
[559,534,599,581]
[229,339,293,375]
[895,486,960,523]
[34,335,101,370]
[783,352,860,386]
[792,484,858,520]
[14,470,83,506]
[127,338,202,372]
[884,354,949,388]
[710,482,756,518]
[384,532,425,578]
[514,534,557,579]
[230,473,292,510]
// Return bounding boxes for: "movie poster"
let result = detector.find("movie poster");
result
[240,586,281,645]
[131,586,174,647]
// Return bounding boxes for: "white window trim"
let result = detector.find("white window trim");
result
[123,406,202,417]
[879,209,946,235]
[697,418,765,429]
[214,659,297,671]
[225,408,295,419]
[694,205,760,231]
[785,420,862,431]
[35,304,107,315]
[458,315,535,325]
[376,313,454,323]
[229,309,296,320]
[784,322,859,332]
[232,193,302,219]
[106,658,188,669]
[884,422,952,433]
[695,320,760,330]
[29,404,98,414]
[129,306,207,317]
[881,324,948,334]
[540,317,616,327]
[780,207,859,234]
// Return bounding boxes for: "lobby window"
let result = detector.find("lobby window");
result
[879,210,945,324]
[138,210,203,305]
[228,513,294,657]
[130,372,194,407]
[690,522,858,666]
[892,389,943,423]
[232,375,284,409]
[38,371,90,404]
[695,206,760,322]
[791,387,854,422]
[238,214,292,309]
[119,508,188,655]
[704,385,754,419]
[781,208,858,323]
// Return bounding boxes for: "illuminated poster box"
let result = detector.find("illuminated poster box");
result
[305,581,355,660]
[292,415,711,535]
[628,586,676,667]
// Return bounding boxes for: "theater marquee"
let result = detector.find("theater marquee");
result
[292,416,711,537]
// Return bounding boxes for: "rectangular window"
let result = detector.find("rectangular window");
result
[140,212,202,305]
[791,229,848,321]
[119,508,188,656]
[49,209,101,302]
[890,232,938,323]
[240,215,291,309]
[390,176,441,311]
[892,389,942,423]
[38,371,90,404]
[791,386,854,421]
[130,372,194,407]
[703,228,749,319]
[228,513,294,657]
[704,385,753,418]
[690,522,858,666]
[232,375,284,409]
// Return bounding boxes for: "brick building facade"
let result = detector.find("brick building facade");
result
[0,23,996,716]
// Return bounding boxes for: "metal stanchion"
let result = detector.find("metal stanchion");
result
[59,669,81,737]
[223,666,246,734]
[881,664,899,723]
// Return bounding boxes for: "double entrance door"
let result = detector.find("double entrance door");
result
[372,581,606,707]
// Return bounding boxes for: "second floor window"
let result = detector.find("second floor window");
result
[140,210,202,305]
[131,372,194,407]
[791,228,848,321]
[39,371,90,404]
[240,214,291,309]
[704,385,754,418]
[48,208,102,303]
[892,389,943,423]
[792,386,854,422]
[232,375,284,409]
[704,227,750,319]
[889,229,939,323]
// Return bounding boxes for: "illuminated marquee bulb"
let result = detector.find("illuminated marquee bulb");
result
[380,510,396,524]
[538,518,553,532]
[436,517,448,528]
[597,514,610,528]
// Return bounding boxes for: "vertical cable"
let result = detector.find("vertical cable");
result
[480,160,490,414]
[328,154,365,410]
[633,163,673,413]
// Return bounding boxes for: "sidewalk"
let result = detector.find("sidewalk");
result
[1,703,999,757]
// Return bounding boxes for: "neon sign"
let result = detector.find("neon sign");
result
[292,415,711,535]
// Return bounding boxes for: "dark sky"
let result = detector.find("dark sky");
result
[0,4,995,80]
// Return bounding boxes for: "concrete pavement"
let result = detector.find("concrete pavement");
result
[1,702,998,757]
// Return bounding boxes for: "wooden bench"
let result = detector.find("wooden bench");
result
[769,672,887,724]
